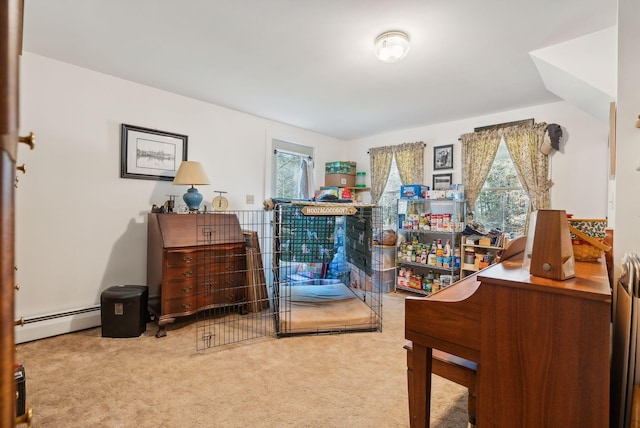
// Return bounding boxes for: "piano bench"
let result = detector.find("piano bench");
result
[404,341,477,427]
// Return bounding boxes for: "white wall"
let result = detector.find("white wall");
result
[15,49,614,339]
[15,52,345,322]
[346,101,609,219]
[613,0,640,278]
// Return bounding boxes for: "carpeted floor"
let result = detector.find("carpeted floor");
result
[16,291,468,427]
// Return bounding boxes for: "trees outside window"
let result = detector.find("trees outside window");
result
[274,151,305,199]
[378,158,402,229]
[272,139,313,199]
[473,139,529,238]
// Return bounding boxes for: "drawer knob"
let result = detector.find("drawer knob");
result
[19,132,35,150]
[16,164,26,174]
[182,270,193,277]
[182,256,193,263]
[181,286,192,292]
[14,283,19,291]
[182,302,192,309]
[14,317,24,327]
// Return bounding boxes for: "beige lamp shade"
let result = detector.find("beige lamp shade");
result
[173,161,210,186]
[173,161,210,211]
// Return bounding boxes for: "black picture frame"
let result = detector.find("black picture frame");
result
[120,124,188,181]
[433,144,453,170]
[433,173,453,190]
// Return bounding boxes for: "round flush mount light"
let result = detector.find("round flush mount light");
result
[374,30,410,63]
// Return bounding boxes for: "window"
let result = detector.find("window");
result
[473,138,529,237]
[378,158,402,229]
[271,139,313,199]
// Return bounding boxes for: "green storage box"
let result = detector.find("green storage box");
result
[325,161,356,175]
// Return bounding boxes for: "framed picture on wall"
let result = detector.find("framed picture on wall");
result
[433,173,453,190]
[120,124,188,181]
[434,144,453,170]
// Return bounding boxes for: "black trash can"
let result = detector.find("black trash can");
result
[101,285,148,338]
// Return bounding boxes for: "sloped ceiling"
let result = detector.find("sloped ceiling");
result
[22,0,618,140]
[530,27,617,123]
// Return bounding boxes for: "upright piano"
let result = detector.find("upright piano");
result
[405,254,611,427]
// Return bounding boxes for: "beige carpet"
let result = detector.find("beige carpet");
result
[16,292,468,427]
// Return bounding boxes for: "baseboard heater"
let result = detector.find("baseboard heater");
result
[15,305,102,344]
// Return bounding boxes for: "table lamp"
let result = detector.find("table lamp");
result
[172,161,210,211]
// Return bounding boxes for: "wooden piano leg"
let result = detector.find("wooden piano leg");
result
[405,342,414,424]
[410,342,432,428]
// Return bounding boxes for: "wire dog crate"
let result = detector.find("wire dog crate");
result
[273,202,383,337]
[195,210,275,350]
[194,202,383,350]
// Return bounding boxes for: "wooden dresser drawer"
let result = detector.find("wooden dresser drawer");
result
[165,250,198,267]
[206,259,243,275]
[162,280,196,299]
[204,271,245,289]
[164,265,198,282]
[200,246,245,264]
[198,285,240,308]
[162,294,197,316]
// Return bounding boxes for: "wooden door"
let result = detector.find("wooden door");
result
[1,0,24,425]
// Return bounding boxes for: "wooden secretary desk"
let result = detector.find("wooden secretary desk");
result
[405,254,611,427]
[147,213,247,337]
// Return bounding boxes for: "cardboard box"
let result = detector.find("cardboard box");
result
[325,173,355,188]
[425,190,446,199]
[349,263,372,291]
[400,184,429,199]
[325,161,356,175]
[325,161,356,188]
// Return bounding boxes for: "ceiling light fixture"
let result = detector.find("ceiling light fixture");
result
[375,31,410,63]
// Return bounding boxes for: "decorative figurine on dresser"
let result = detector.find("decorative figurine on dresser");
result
[147,213,248,337]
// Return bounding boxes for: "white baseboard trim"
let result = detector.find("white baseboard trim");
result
[15,306,101,344]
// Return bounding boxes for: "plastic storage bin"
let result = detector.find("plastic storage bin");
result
[101,285,148,338]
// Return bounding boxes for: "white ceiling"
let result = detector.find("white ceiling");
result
[22,0,618,140]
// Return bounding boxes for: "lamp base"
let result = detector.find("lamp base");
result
[183,187,203,211]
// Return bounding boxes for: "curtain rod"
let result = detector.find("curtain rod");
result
[366,142,426,154]
[458,118,536,140]
[273,148,312,160]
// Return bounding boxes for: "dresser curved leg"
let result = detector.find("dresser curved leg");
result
[238,303,249,315]
[155,317,174,338]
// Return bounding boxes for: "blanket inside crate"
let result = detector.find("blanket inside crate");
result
[279,282,379,334]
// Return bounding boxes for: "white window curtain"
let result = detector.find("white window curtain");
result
[298,158,315,199]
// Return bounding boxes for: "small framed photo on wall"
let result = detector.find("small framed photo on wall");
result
[433,173,453,190]
[434,144,453,170]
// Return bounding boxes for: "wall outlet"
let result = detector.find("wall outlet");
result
[246,194,254,204]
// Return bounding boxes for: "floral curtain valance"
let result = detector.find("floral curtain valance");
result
[461,121,552,222]
[369,141,424,204]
